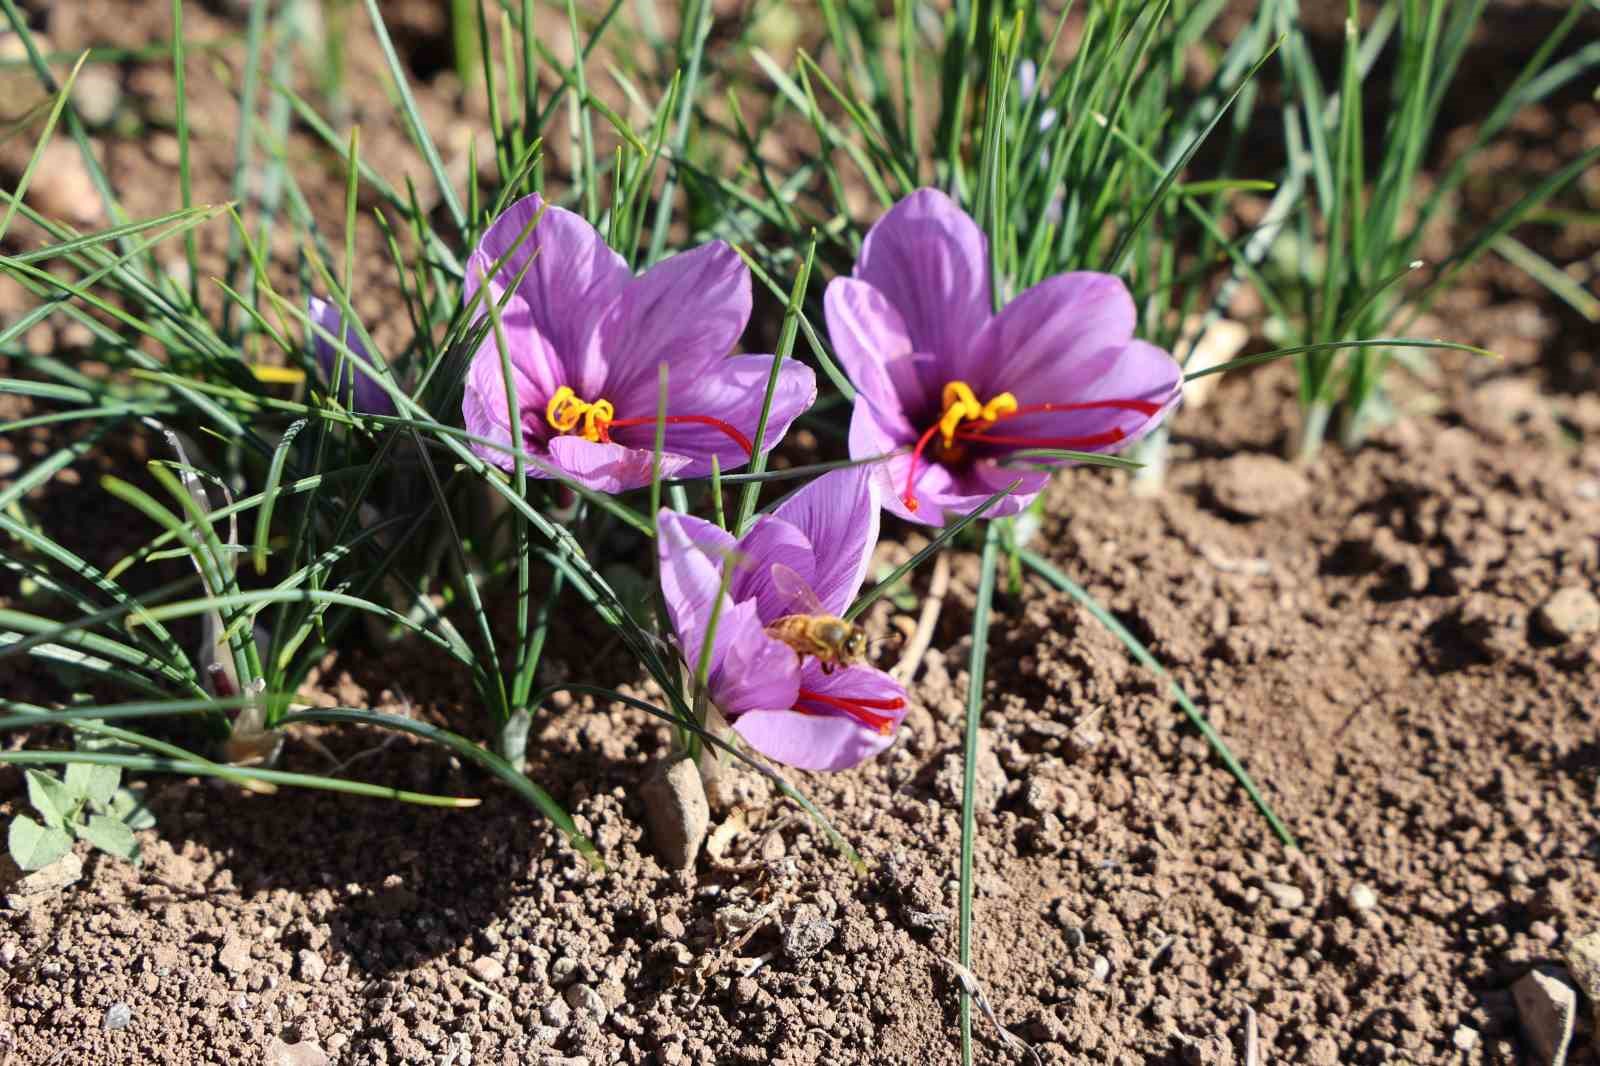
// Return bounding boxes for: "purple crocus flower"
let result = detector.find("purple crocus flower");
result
[657,467,908,771]
[307,296,397,417]
[460,194,816,494]
[824,188,1182,525]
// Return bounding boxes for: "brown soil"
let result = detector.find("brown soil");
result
[4,1,1600,1065]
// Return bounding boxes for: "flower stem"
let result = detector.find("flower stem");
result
[958,521,1002,1066]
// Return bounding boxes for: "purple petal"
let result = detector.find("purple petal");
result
[977,272,1136,398]
[768,467,880,615]
[307,296,396,417]
[657,510,739,669]
[707,599,802,718]
[658,512,800,715]
[854,188,991,375]
[465,194,630,390]
[984,338,1181,453]
[607,355,816,479]
[823,278,935,420]
[727,516,816,624]
[593,241,752,406]
[547,437,689,493]
[734,663,907,771]
[462,299,566,473]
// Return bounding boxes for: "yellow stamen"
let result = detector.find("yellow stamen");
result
[545,385,615,443]
[936,381,1016,448]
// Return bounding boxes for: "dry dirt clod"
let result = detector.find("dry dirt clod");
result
[1535,587,1600,642]
[217,936,253,974]
[639,755,709,871]
[294,949,326,983]
[935,731,1007,812]
[1207,454,1311,518]
[1513,967,1577,1066]
[263,1038,330,1066]
[782,904,835,962]
[1,851,82,908]
[563,983,606,1023]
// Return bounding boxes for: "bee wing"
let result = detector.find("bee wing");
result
[769,562,826,616]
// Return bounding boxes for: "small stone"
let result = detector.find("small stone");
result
[1091,955,1111,982]
[639,756,709,871]
[563,983,606,1022]
[782,904,835,961]
[1535,587,1600,642]
[1208,454,1310,518]
[217,937,253,974]
[1263,881,1306,911]
[148,133,182,168]
[1348,883,1378,912]
[28,141,103,226]
[467,956,504,983]
[263,1038,331,1066]
[1564,930,1600,1051]
[540,997,572,1029]
[103,1002,132,1030]
[658,913,686,940]
[71,66,122,127]
[1513,967,1577,1066]
[294,949,326,983]
[1452,1026,1479,1052]
[1,851,83,907]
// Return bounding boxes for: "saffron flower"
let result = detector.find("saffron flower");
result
[461,195,816,493]
[824,188,1182,524]
[657,468,908,771]
[308,296,397,417]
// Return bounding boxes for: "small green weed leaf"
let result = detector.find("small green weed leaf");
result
[78,814,140,863]
[24,769,75,828]
[8,815,74,871]
[66,760,122,809]
[109,787,158,831]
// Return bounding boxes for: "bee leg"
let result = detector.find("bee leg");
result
[821,660,834,675]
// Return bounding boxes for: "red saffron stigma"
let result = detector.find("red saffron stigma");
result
[796,688,905,735]
[901,420,945,511]
[601,415,754,456]
[952,426,1127,449]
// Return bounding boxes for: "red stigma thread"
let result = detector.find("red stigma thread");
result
[603,415,754,456]
[796,688,905,735]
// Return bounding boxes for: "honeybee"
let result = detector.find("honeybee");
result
[764,563,870,673]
